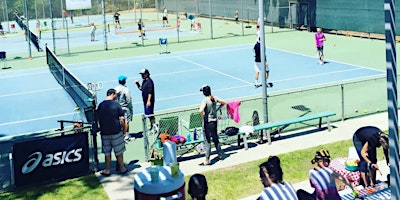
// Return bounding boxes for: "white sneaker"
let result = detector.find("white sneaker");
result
[124,135,130,142]
[319,61,324,65]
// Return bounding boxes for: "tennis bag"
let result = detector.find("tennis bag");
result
[224,126,239,136]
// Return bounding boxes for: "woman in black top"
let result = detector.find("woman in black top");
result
[352,126,389,186]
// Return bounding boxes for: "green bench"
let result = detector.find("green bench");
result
[230,112,336,149]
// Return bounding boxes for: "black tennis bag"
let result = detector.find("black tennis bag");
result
[224,126,239,136]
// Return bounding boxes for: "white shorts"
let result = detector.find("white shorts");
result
[254,62,269,73]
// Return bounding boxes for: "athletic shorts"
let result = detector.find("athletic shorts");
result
[254,62,269,73]
[317,46,324,56]
[353,134,368,173]
[122,107,132,121]
[101,132,126,156]
[163,16,168,20]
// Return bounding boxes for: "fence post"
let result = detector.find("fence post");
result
[91,122,99,172]
[142,114,149,161]
[341,84,344,121]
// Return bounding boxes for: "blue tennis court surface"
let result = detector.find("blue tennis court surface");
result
[0,44,384,136]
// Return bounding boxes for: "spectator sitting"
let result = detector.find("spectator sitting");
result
[296,149,354,200]
[188,173,208,200]
[258,156,298,200]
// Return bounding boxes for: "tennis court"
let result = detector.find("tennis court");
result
[0,43,384,136]
[4,17,197,54]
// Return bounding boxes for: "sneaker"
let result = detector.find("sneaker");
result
[254,83,262,88]
[267,82,273,88]
[319,61,324,65]
[124,135,130,142]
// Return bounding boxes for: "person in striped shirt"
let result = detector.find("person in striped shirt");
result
[258,156,298,200]
[296,149,354,200]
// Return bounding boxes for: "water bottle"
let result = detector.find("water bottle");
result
[193,129,197,140]
[187,132,191,142]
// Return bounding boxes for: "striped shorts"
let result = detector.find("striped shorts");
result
[101,132,126,156]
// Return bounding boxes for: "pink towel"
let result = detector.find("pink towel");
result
[227,100,241,123]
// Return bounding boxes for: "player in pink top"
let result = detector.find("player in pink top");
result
[315,27,326,65]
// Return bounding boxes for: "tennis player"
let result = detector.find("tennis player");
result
[315,27,326,65]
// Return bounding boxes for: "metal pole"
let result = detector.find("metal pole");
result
[42,0,45,18]
[176,0,179,42]
[156,0,159,22]
[209,0,213,39]
[65,16,70,55]
[259,0,269,143]
[5,0,10,33]
[341,84,344,121]
[384,0,400,199]
[24,0,32,58]
[49,0,56,54]
[61,0,64,29]
[140,0,143,46]
[35,0,38,20]
[128,0,130,10]
[142,115,149,161]
[134,0,137,22]
[102,0,108,50]
[241,0,244,36]
[2,1,5,25]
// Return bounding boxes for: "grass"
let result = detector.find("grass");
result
[0,176,108,200]
[0,139,385,200]
[184,139,385,200]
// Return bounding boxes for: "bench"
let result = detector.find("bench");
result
[229,112,336,149]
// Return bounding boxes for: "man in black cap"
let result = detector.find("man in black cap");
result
[135,69,155,127]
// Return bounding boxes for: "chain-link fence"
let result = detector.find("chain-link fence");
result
[141,74,389,161]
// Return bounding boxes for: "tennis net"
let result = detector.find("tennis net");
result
[46,45,95,123]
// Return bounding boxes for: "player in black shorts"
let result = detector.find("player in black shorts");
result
[114,11,121,29]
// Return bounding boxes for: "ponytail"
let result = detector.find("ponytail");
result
[210,95,215,102]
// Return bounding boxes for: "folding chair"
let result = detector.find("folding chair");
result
[159,116,180,136]
[0,51,11,69]
[182,112,203,139]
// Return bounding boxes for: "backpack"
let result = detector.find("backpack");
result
[224,126,239,136]
[252,110,260,126]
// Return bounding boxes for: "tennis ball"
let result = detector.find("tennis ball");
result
[364,109,368,113]
[328,126,333,131]
[355,109,358,113]
[376,108,380,112]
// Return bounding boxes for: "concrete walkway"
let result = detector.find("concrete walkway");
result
[96,112,391,200]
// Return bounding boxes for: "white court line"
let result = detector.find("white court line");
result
[267,47,386,73]
[154,84,252,102]
[176,56,253,85]
[67,45,250,69]
[0,88,62,98]
[0,112,76,127]
[273,74,386,95]
[276,68,371,82]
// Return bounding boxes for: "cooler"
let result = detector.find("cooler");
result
[134,166,186,200]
